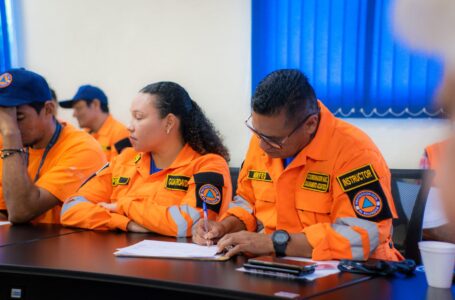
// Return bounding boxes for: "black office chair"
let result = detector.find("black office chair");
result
[390,169,434,264]
[229,167,240,195]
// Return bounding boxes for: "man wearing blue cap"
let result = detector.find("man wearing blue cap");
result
[0,69,106,223]
[60,85,130,161]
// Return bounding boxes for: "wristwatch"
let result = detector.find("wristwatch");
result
[271,230,290,257]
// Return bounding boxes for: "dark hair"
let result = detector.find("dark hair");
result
[252,69,318,123]
[28,102,46,114]
[140,81,230,161]
[86,99,109,113]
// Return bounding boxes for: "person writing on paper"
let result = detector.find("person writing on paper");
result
[61,82,232,236]
[0,68,106,224]
[193,69,402,261]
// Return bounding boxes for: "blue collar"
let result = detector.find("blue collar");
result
[283,156,295,169]
[150,155,162,174]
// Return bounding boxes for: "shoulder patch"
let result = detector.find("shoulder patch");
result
[352,190,383,218]
[337,164,378,192]
[247,170,272,182]
[302,172,330,192]
[114,137,132,154]
[134,154,141,164]
[112,176,130,186]
[194,172,224,213]
[337,164,393,222]
[165,175,190,191]
[198,184,221,205]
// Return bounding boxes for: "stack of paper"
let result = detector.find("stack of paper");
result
[114,240,229,261]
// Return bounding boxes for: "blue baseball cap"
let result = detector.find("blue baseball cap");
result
[59,85,108,108]
[0,68,52,107]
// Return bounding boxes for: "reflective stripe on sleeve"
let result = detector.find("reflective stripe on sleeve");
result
[228,195,253,213]
[61,196,91,216]
[333,217,380,257]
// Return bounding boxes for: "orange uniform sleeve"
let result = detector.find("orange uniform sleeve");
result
[302,149,402,261]
[117,155,232,237]
[219,138,257,232]
[60,162,130,231]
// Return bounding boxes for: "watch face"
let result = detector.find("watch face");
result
[274,231,289,244]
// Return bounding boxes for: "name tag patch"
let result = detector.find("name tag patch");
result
[112,176,130,186]
[302,172,330,192]
[247,170,272,182]
[337,164,378,192]
[165,175,190,191]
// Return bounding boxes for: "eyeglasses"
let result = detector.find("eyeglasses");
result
[244,111,318,150]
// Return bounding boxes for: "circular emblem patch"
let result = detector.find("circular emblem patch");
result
[352,190,382,218]
[0,73,12,88]
[198,184,221,205]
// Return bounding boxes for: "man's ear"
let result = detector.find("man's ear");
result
[305,114,319,135]
[92,99,101,110]
[44,101,57,116]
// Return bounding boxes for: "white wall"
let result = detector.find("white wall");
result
[16,0,450,168]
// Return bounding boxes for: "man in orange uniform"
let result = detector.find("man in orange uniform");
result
[0,69,106,224]
[193,69,402,261]
[61,81,232,237]
[59,85,130,160]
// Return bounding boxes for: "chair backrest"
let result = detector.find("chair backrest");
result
[229,167,240,195]
[390,169,434,264]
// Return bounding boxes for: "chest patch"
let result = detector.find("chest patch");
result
[247,170,272,182]
[301,172,330,192]
[165,175,190,191]
[112,176,130,186]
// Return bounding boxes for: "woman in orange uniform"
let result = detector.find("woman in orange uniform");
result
[61,81,232,237]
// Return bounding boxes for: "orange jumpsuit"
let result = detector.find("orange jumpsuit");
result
[89,115,130,161]
[222,101,402,261]
[61,144,232,237]
[0,122,107,223]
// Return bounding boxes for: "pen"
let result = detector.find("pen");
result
[203,200,209,233]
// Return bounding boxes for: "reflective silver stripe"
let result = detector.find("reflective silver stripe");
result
[228,195,253,213]
[61,196,91,216]
[335,217,380,253]
[169,205,188,237]
[180,204,201,225]
[332,224,364,260]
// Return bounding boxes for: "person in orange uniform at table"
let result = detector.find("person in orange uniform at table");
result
[61,81,232,236]
[0,68,106,224]
[59,85,131,160]
[193,69,402,261]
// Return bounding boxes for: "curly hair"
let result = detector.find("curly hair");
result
[140,82,230,161]
[252,69,318,122]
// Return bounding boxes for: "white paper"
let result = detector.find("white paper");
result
[114,240,222,259]
[237,256,340,281]
[0,221,11,226]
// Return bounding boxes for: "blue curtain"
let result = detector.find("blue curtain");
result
[0,0,11,72]
[252,0,444,118]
